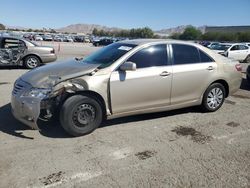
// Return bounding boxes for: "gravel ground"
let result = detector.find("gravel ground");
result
[0,42,249,188]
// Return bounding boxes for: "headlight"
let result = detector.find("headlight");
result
[25,88,51,99]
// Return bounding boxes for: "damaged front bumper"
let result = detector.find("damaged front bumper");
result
[11,95,41,129]
[11,79,55,130]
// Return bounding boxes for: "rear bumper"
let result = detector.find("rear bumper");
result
[228,73,242,96]
[40,54,57,63]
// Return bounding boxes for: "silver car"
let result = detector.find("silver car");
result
[11,39,242,136]
[0,36,57,69]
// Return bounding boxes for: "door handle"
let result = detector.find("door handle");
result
[207,66,214,71]
[160,71,171,76]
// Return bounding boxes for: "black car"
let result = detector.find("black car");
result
[247,65,250,83]
[73,36,84,42]
[93,38,113,46]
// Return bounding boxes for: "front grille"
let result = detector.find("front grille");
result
[12,79,30,96]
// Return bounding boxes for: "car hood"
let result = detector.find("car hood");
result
[20,59,100,88]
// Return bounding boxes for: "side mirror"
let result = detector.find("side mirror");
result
[120,61,136,71]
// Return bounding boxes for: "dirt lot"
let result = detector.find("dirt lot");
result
[0,42,250,188]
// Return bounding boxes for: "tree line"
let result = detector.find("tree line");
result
[170,26,250,42]
[92,27,156,38]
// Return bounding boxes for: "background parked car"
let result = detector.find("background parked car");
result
[93,38,114,46]
[34,35,43,41]
[53,35,64,42]
[199,41,211,47]
[42,35,53,41]
[223,43,250,63]
[0,36,57,69]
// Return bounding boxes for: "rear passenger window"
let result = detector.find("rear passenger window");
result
[127,44,168,68]
[172,44,200,65]
[239,45,248,50]
[199,49,214,62]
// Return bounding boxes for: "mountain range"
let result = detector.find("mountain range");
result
[56,23,122,34]
[6,24,250,35]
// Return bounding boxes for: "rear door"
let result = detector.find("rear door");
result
[238,45,249,60]
[170,44,217,105]
[110,44,172,114]
[0,38,26,65]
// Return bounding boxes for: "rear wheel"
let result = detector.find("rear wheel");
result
[60,95,103,137]
[24,55,41,69]
[245,55,250,63]
[247,74,250,82]
[201,83,225,112]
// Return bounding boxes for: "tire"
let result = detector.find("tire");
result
[245,55,250,63]
[201,83,226,112]
[247,74,250,83]
[60,95,103,137]
[24,55,41,69]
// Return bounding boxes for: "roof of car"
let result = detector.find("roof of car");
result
[231,43,249,46]
[0,36,23,40]
[119,39,191,46]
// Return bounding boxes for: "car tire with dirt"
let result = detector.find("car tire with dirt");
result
[60,95,103,137]
[245,55,250,63]
[247,74,250,83]
[23,55,41,69]
[201,83,226,112]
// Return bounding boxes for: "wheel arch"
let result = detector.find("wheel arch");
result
[64,90,107,119]
[210,79,229,98]
[22,54,42,64]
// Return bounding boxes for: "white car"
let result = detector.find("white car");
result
[34,35,43,41]
[224,43,250,63]
[244,43,250,47]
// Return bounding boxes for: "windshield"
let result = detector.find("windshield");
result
[211,44,231,51]
[83,43,136,68]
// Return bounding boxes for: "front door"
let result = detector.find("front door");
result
[110,44,172,114]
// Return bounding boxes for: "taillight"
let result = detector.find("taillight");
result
[235,64,242,72]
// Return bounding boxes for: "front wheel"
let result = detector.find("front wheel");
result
[60,95,103,137]
[201,83,225,112]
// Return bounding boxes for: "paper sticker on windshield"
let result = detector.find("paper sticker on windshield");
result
[118,46,133,51]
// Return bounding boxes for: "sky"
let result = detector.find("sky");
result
[1,0,250,30]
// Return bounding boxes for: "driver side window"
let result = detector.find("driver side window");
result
[230,45,239,51]
[127,44,168,68]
